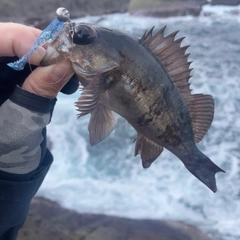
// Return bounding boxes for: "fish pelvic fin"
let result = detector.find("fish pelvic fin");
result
[88,104,117,145]
[141,27,214,143]
[134,133,164,168]
[75,76,117,145]
[184,151,225,192]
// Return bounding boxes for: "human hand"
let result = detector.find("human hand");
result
[0,22,75,98]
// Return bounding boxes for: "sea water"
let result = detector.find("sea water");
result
[38,4,240,240]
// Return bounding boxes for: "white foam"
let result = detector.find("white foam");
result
[202,3,240,15]
[39,9,240,240]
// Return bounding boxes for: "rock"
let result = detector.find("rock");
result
[211,0,240,5]
[18,197,214,240]
[128,0,207,17]
[0,0,130,18]
[0,0,130,28]
[0,0,239,27]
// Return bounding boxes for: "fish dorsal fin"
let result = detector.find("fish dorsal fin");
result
[134,133,164,168]
[140,26,192,99]
[75,78,117,145]
[141,26,214,142]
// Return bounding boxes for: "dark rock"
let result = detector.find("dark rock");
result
[0,0,130,18]
[0,0,130,28]
[0,0,239,27]
[211,0,240,5]
[18,197,214,240]
[128,0,207,17]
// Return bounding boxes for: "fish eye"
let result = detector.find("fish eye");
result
[73,25,96,45]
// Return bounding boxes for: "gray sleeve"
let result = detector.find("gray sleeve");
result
[0,86,56,174]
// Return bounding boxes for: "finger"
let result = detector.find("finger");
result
[28,46,46,66]
[22,59,74,99]
[0,23,41,57]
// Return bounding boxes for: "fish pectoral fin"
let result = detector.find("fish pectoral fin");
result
[88,104,117,145]
[75,76,104,117]
[134,133,163,168]
[185,94,214,143]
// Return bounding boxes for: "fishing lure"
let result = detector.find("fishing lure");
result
[7,7,71,70]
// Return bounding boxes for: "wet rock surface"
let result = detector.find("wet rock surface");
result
[211,0,240,5]
[18,197,214,240]
[0,0,239,27]
[128,0,207,17]
[0,0,130,28]
[0,0,129,19]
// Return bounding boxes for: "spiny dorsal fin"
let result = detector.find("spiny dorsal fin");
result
[141,26,214,142]
[140,26,192,98]
[134,133,164,168]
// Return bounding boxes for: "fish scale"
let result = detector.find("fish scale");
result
[41,22,224,192]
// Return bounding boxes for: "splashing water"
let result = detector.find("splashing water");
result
[39,5,240,240]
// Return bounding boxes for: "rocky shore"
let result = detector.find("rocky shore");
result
[0,0,239,28]
[18,197,214,240]
[0,1,237,239]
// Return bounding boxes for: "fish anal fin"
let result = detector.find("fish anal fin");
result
[186,94,214,143]
[134,133,163,168]
[88,104,117,146]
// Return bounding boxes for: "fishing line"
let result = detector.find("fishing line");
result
[27,60,74,85]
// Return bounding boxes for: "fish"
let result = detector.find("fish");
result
[41,22,225,192]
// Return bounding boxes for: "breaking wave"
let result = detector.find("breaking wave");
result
[39,4,240,240]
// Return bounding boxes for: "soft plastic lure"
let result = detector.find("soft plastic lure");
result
[7,7,71,70]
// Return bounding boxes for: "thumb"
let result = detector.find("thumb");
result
[22,59,74,99]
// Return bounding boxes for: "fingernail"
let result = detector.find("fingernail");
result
[50,64,68,82]
[28,46,46,66]
[37,46,47,60]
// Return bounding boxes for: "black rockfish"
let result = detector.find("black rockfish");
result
[41,22,224,192]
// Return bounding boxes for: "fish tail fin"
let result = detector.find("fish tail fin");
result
[184,151,225,193]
